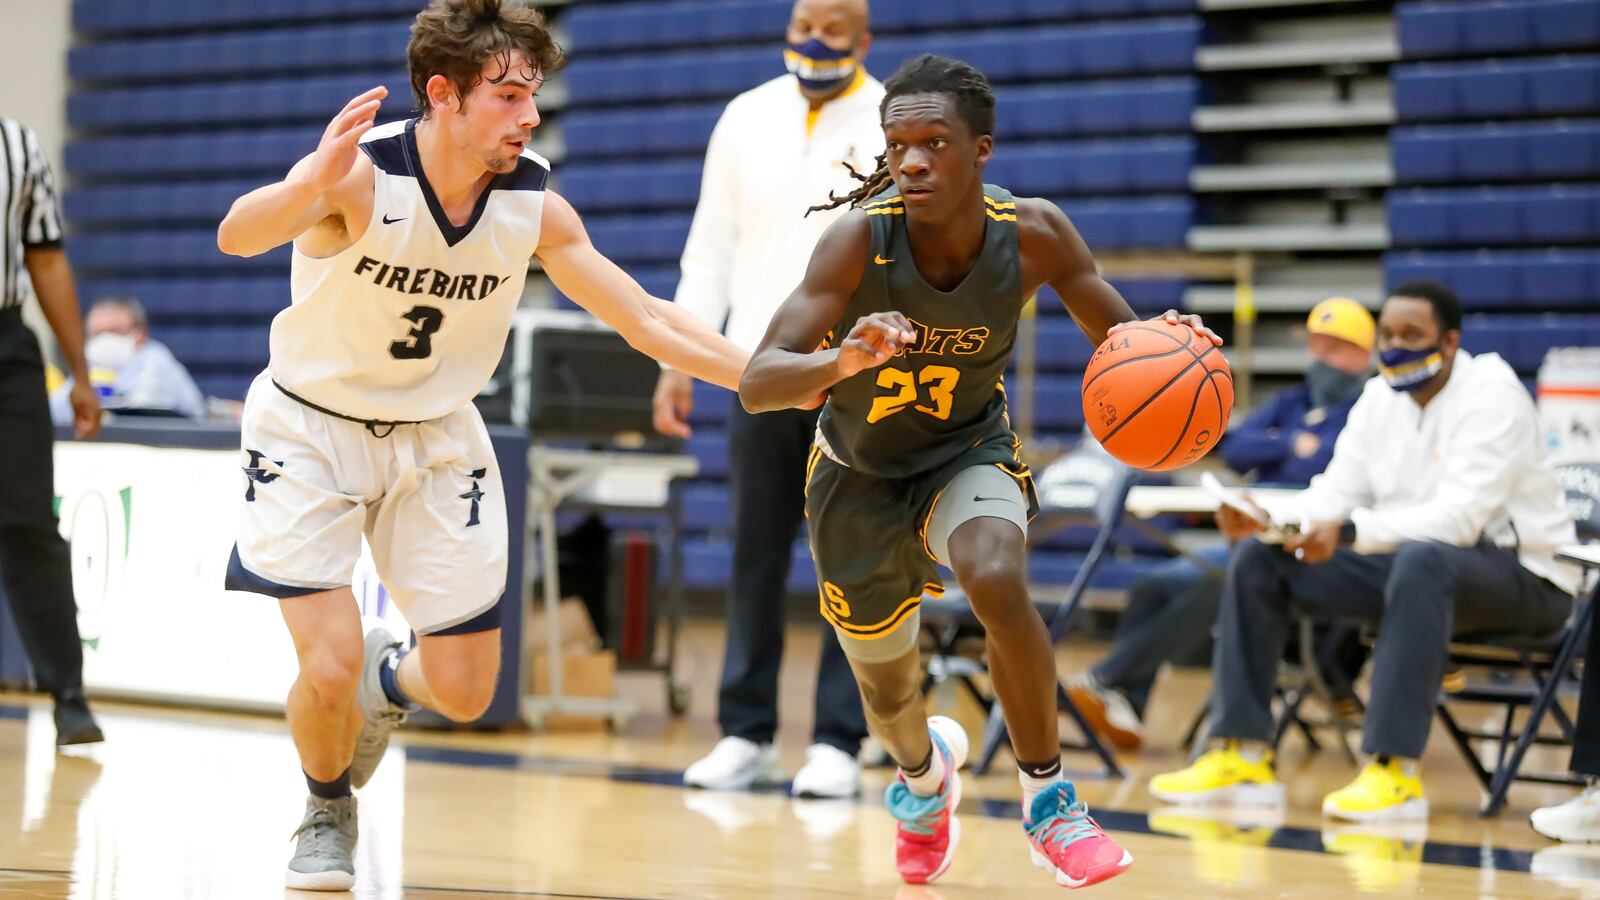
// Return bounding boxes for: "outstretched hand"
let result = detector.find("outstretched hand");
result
[836,312,916,379]
[300,86,388,195]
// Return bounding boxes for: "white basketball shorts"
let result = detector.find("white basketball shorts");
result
[227,371,508,635]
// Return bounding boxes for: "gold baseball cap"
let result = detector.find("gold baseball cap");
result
[1307,297,1375,353]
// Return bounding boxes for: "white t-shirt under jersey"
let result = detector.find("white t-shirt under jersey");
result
[269,118,547,422]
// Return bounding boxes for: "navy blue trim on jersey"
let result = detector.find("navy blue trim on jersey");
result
[428,599,503,636]
[390,118,549,248]
[360,128,411,175]
[224,545,339,598]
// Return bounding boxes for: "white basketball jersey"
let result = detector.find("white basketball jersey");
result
[269,118,548,422]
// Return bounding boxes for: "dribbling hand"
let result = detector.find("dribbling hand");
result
[299,86,388,195]
[1109,309,1224,347]
[836,312,916,379]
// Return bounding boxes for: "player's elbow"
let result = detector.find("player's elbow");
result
[216,219,255,258]
[737,364,780,414]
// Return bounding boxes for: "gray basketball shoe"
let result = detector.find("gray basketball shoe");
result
[286,794,357,891]
[351,627,411,789]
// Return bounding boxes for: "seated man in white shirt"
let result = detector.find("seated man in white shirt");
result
[1150,279,1580,822]
[50,297,206,423]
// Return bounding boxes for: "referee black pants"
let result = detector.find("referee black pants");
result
[0,309,85,696]
[1570,598,1600,777]
[716,397,867,753]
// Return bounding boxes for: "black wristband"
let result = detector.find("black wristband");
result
[1339,519,1358,545]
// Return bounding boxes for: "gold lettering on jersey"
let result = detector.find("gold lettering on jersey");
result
[895,318,989,358]
[354,255,507,302]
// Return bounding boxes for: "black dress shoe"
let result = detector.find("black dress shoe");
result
[53,690,105,746]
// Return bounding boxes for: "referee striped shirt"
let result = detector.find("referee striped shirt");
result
[0,118,65,310]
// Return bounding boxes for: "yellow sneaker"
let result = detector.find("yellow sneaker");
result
[1148,744,1286,806]
[1321,759,1428,822]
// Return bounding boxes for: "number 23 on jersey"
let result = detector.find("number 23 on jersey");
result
[867,365,961,424]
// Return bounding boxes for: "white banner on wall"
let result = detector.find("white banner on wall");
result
[53,441,410,711]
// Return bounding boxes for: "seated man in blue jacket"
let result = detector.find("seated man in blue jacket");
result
[1067,297,1375,751]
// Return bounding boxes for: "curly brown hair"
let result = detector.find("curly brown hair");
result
[408,0,567,116]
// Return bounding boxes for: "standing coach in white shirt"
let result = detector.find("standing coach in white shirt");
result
[653,0,882,798]
[1151,279,1579,822]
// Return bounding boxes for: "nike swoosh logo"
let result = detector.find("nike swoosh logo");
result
[382,214,408,224]
[874,254,894,265]
[973,495,1011,504]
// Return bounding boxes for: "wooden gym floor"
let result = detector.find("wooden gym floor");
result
[0,621,1596,898]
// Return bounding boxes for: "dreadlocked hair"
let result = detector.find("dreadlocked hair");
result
[806,152,891,216]
[806,54,996,216]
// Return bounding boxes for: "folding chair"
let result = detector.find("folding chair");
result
[919,438,1139,778]
[1181,618,1365,764]
[1434,460,1600,816]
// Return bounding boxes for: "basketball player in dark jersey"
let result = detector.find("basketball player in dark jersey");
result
[741,55,1220,889]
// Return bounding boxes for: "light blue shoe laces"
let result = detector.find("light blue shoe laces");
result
[883,729,954,836]
[1024,781,1102,852]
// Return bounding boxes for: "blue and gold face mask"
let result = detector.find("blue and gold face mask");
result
[785,39,858,93]
[1378,345,1444,392]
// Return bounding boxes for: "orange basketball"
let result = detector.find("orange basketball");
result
[1080,320,1234,471]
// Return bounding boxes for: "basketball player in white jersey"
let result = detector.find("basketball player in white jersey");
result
[216,1,752,889]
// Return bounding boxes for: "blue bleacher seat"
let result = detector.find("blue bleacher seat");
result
[1387,186,1600,246]
[1393,120,1600,184]
[557,163,705,212]
[77,278,290,321]
[1398,0,1600,59]
[566,19,1200,106]
[563,0,1198,54]
[68,231,290,276]
[685,431,731,480]
[65,180,260,227]
[1393,55,1600,121]
[1384,249,1600,308]
[583,214,695,264]
[72,0,426,36]
[688,381,735,428]
[683,537,816,592]
[681,482,733,534]
[987,139,1194,195]
[1058,197,1194,249]
[1035,320,1099,370]
[1033,374,1089,431]
[68,72,411,132]
[66,128,322,181]
[561,106,723,159]
[1461,313,1600,373]
[69,21,412,84]
[562,79,1200,161]
[160,326,272,368]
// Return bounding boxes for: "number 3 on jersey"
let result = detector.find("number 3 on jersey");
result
[390,305,444,359]
[866,365,961,424]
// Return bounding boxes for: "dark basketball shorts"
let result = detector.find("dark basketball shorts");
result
[804,433,1038,662]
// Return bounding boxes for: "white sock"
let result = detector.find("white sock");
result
[1019,770,1062,817]
[902,746,947,797]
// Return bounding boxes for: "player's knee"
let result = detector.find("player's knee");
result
[432,680,496,722]
[302,645,361,704]
[954,556,1028,618]
[422,655,499,722]
[1388,541,1458,604]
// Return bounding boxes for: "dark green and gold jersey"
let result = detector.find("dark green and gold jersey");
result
[816,184,1028,479]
